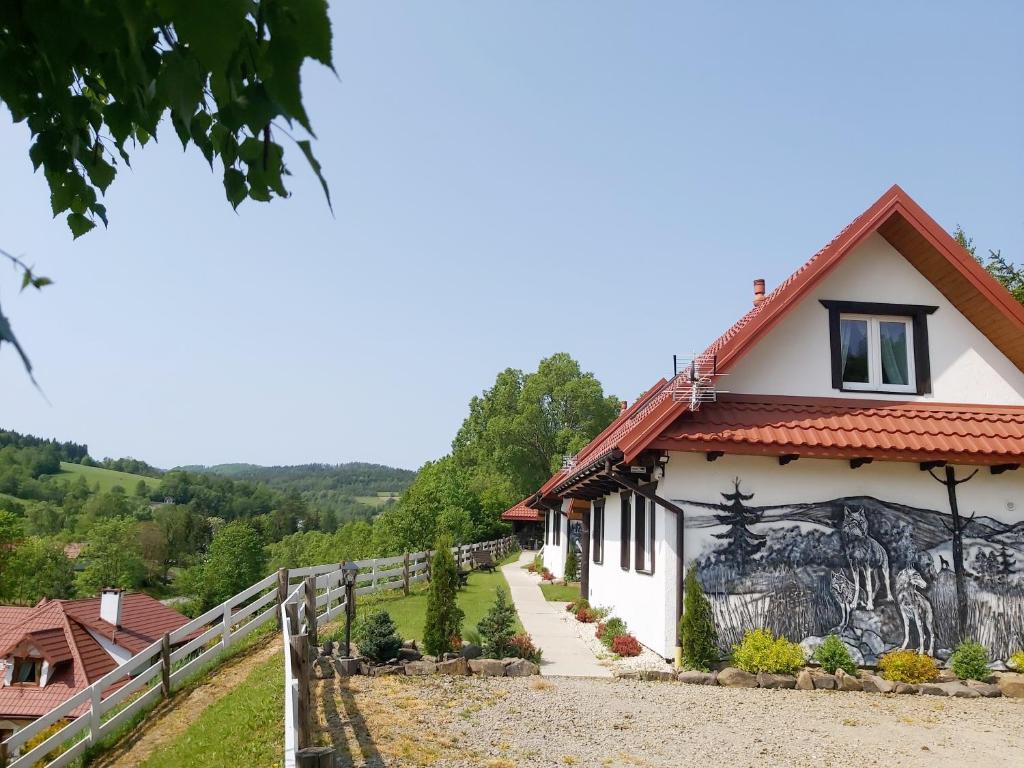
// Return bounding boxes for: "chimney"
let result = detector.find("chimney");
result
[620,400,628,414]
[753,278,766,306]
[100,588,123,628]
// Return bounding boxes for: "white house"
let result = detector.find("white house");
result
[526,186,1024,665]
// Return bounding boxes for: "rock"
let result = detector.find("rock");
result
[615,671,641,680]
[717,667,757,688]
[996,673,1024,698]
[469,658,506,677]
[320,642,335,656]
[799,636,825,657]
[795,669,814,690]
[834,669,862,691]
[404,660,438,676]
[919,681,980,698]
[935,648,953,662]
[936,670,959,683]
[422,655,437,663]
[504,658,540,677]
[442,652,461,662]
[988,660,1008,672]
[371,664,404,677]
[678,670,715,685]
[397,647,422,663]
[459,643,483,660]
[638,670,676,682]
[402,639,418,650]
[811,672,836,690]
[358,660,372,676]
[860,674,896,694]
[757,672,796,689]
[894,683,918,695]
[437,656,469,676]
[333,657,362,676]
[966,680,1002,698]
[312,657,335,679]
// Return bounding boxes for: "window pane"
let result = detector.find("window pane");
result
[840,318,869,383]
[879,321,910,385]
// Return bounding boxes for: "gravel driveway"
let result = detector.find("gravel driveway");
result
[315,674,1023,768]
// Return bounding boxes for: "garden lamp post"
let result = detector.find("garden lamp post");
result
[341,561,359,658]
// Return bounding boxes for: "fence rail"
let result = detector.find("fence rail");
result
[281,535,516,768]
[0,536,517,768]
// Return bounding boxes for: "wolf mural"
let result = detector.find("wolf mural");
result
[677,480,1024,665]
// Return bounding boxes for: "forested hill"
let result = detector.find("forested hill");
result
[176,462,415,496]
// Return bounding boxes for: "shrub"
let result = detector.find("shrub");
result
[731,628,805,674]
[564,546,579,582]
[678,568,719,671]
[509,632,543,663]
[1010,650,1024,672]
[612,634,642,657]
[353,610,403,663]
[813,634,857,676]
[575,607,598,623]
[878,649,939,684]
[541,568,554,582]
[566,597,590,614]
[599,617,628,649]
[526,562,536,573]
[950,640,990,681]
[478,587,518,659]
[533,553,543,571]
[422,535,465,657]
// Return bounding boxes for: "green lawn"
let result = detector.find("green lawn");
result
[139,652,283,768]
[50,461,161,493]
[353,493,400,507]
[540,582,580,602]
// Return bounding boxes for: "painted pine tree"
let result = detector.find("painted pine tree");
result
[711,479,766,563]
[996,545,1017,576]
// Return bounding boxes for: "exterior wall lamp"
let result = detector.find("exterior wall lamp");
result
[341,561,359,658]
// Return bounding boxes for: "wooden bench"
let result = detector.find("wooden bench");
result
[471,551,496,572]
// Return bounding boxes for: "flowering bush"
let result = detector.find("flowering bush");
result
[611,634,642,657]
[731,628,805,674]
[575,607,598,623]
[1010,650,1024,672]
[878,649,939,684]
[509,632,543,663]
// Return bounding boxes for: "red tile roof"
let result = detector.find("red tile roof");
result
[0,593,189,719]
[535,185,1024,495]
[501,499,541,522]
[650,395,1024,464]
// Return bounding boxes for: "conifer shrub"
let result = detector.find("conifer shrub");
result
[478,587,518,659]
[878,649,939,684]
[353,610,403,663]
[611,635,642,657]
[564,546,579,582]
[423,535,465,657]
[949,640,990,681]
[678,568,719,671]
[812,634,857,676]
[731,628,805,674]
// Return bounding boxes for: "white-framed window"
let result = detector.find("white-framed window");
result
[838,313,915,393]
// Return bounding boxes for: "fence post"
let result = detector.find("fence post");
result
[304,576,318,649]
[370,558,378,592]
[425,550,432,582]
[161,633,172,699]
[297,746,336,767]
[276,567,289,629]
[88,683,102,745]
[402,552,410,596]
[221,600,232,650]
[290,629,312,749]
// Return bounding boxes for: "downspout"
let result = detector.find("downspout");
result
[579,503,591,601]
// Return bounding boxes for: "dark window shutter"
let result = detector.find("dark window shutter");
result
[620,494,631,570]
[649,502,656,574]
[592,500,604,563]
[634,493,645,572]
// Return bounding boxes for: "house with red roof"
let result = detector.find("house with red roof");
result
[0,589,190,739]
[501,498,544,548]
[526,186,1024,666]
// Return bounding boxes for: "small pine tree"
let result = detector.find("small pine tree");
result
[477,587,517,658]
[423,535,464,656]
[564,545,579,583]
[678,567,719,671]
[353,610,403,663]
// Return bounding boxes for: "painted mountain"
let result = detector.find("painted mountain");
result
[675,483,1024,663]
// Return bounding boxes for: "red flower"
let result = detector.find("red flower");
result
[611,635,642,657]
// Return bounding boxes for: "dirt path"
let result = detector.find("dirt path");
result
[92,637,281,768]
[315,674,1024,768]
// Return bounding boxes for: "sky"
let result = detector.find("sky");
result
[1,2,1022,471]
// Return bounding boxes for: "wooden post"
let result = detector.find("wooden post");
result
[402,552,410,596]
[161,633,172,699]
[425,550,433,582]
[297,746,336,767]
[304,576,318,648]
[276,567,289,629]
[1,734,8,768]
[290,630,312,749]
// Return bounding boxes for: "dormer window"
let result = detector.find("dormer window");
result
[821,301,937,395]
[13,657,42,685]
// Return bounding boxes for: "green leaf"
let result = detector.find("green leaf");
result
[31,276,53,290]
[223,168,247,209]
[296,139,331,212]
[48,174,75,216]
[157,49,206,126]
[85,155,116,193]
[162,0,249,76]
[0,302,38,389]
[67,212,96,239]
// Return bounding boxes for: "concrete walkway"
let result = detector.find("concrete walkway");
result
[502,551,612,677]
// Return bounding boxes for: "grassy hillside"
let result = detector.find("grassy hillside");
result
[50,462,161,493]
[178,462,415,496]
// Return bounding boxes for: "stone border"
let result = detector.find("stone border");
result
[310,640,541,680]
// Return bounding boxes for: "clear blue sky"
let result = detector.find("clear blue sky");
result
[1,2,1022,471]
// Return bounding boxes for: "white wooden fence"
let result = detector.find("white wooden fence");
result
[0,536,516,768]
[281,536,516,768]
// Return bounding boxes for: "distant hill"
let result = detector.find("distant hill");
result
[50,461,162,493]
[176,462,415,497]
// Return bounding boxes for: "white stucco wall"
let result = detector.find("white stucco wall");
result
[726,232,1024,404]
[586,490,679,658]
[542,510,567,579]
[86,629,133,666]
[582,451,1024,661]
